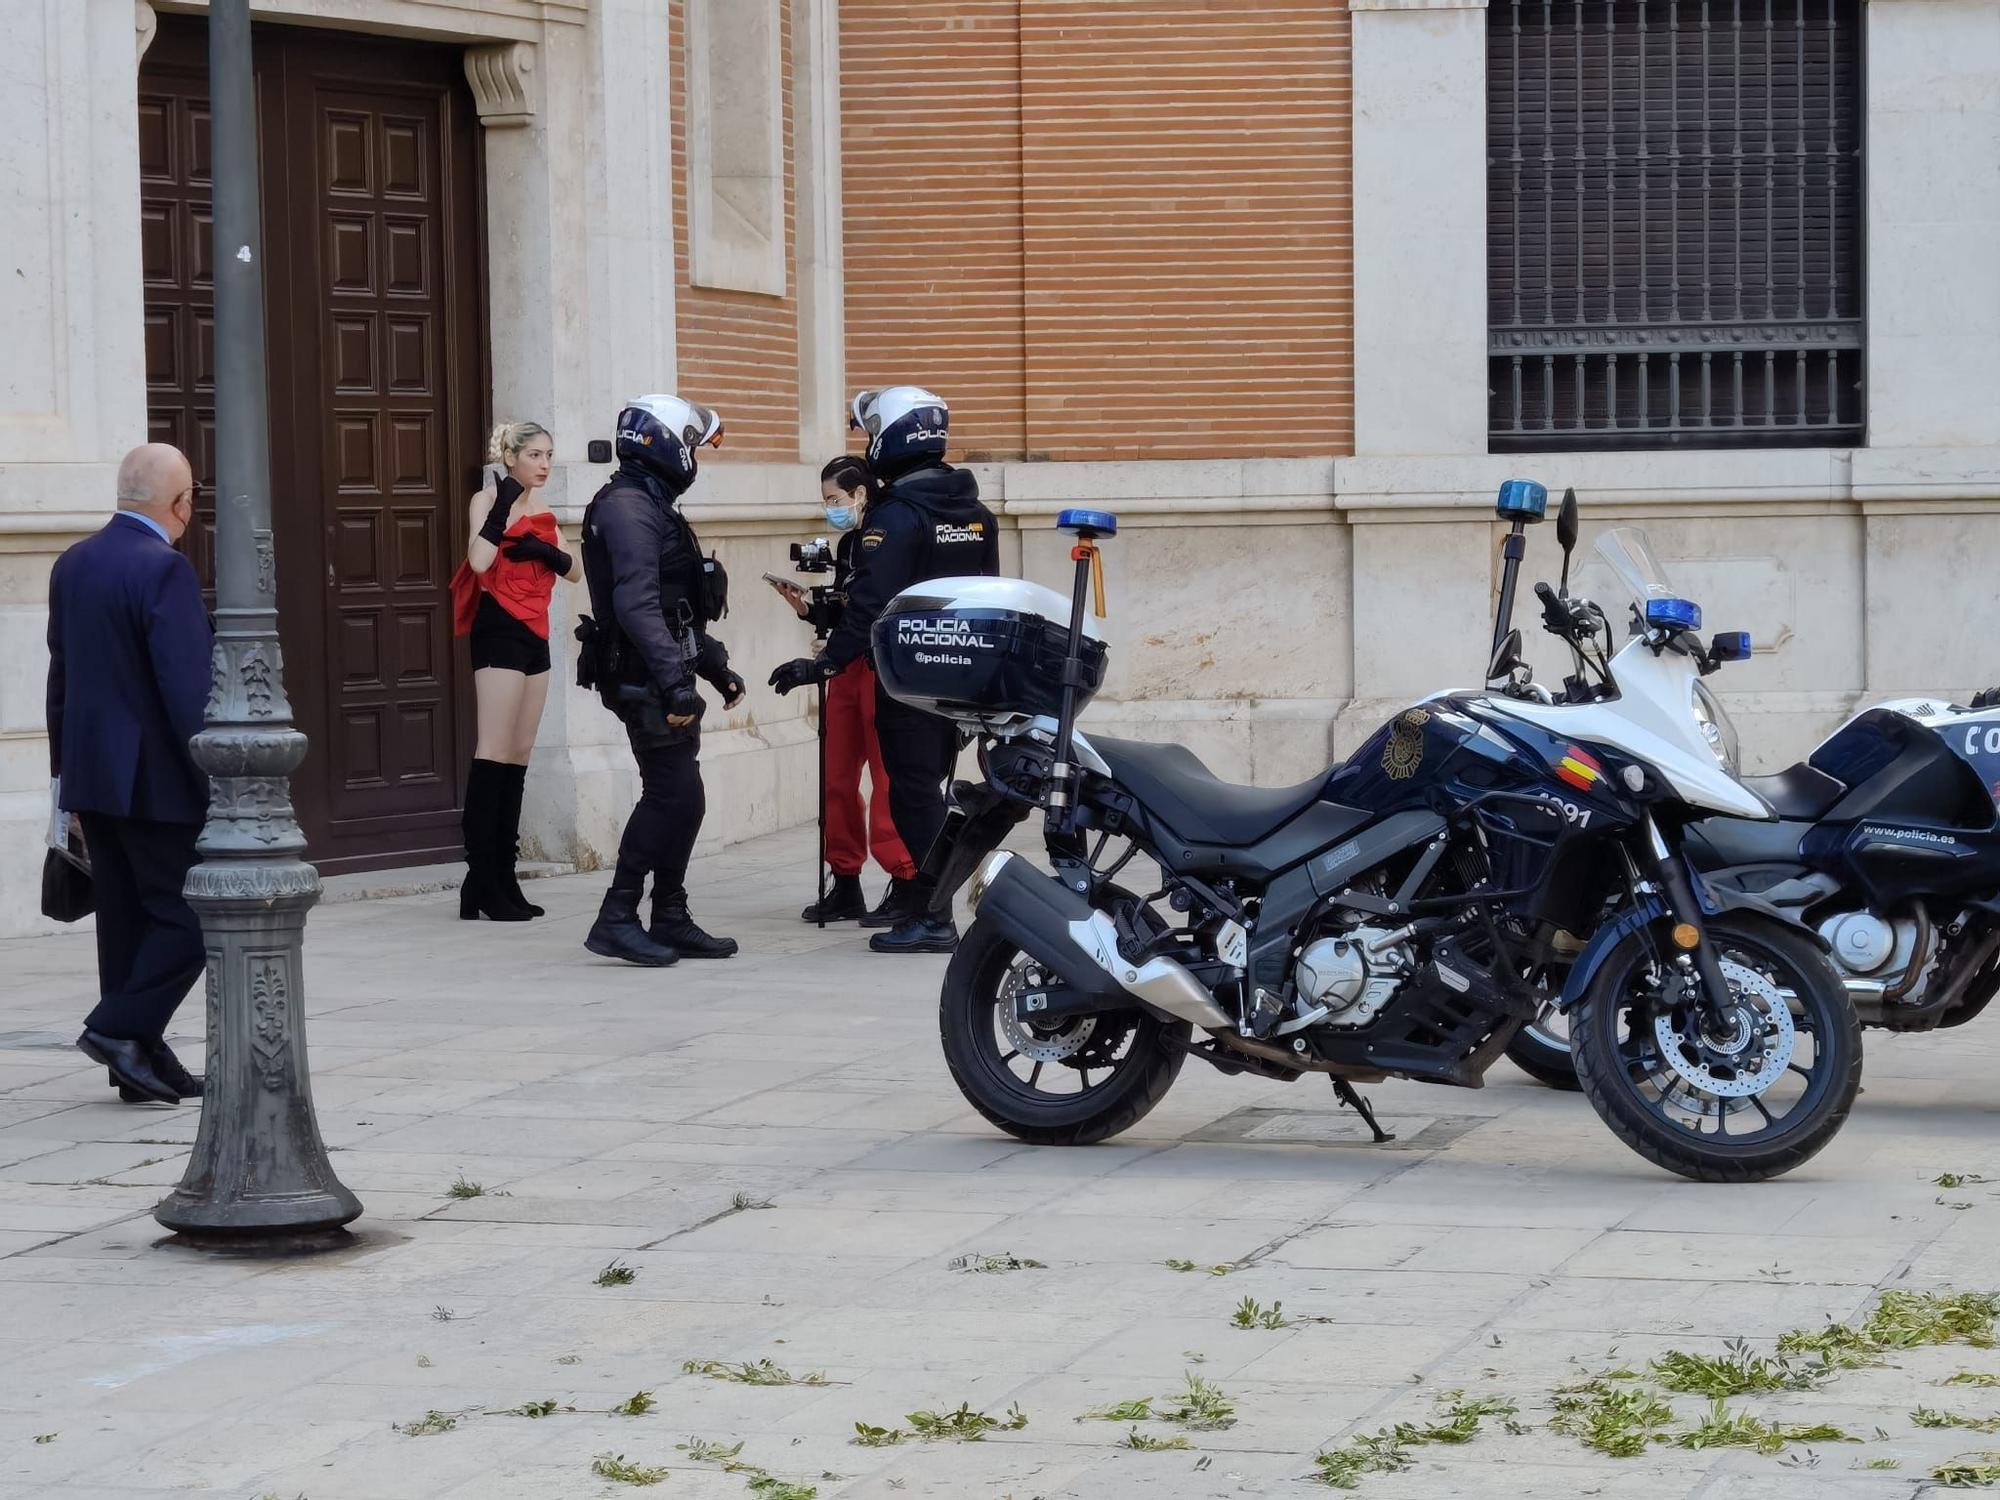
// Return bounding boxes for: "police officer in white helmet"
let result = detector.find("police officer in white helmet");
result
[770,387,998,953]
[577,394,745,966]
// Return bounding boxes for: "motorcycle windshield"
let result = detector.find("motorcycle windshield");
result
[1593,526,1682,615]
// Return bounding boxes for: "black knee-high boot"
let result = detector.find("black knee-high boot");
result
[461,759,530,921]
[496,763,544,918]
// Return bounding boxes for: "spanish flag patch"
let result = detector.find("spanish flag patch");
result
[1555,745,1602,792]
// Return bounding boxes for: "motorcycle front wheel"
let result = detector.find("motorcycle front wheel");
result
[939,912,1189,1146]
[1570,912,1861,1183]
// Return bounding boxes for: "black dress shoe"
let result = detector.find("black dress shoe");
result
[78,1029,177,1105]
[149,1040,204,1099]
[868,916,959,954]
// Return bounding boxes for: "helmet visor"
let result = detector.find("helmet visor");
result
[685,403,725,450]
[849,390,881,435]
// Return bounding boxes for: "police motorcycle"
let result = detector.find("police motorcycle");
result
[872,490,1860,1182]
[1506,669,2000,1085]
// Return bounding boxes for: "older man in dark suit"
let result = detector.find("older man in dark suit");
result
[47,443,213,1105]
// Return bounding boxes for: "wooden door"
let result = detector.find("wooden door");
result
[139,18,486,873]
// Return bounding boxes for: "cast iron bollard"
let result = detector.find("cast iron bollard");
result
[154,0,361,1250]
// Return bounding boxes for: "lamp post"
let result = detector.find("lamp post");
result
[155,0,361,1250]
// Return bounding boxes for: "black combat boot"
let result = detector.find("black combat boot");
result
[858,875,920,929]
[649,896,739,959]
[801,873,868,924]
[586,888,679,966]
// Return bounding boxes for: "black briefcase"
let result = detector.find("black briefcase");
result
[41,847,93,923]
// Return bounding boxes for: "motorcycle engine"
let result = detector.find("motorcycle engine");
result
[1818,910,1935,1002]
[1295,927,1411,1029]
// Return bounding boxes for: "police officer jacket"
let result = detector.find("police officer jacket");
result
[822,464,997,672]
[581,468,733,707]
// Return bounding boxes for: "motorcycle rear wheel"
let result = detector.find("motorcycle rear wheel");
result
[939,912,1189,1147]
[1505,1007,1581,1091]
[1570,912,1861,1183]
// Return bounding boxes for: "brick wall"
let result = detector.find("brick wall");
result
[839,0,1027,461]
[839,0,1353,462]
[669,0,803,459]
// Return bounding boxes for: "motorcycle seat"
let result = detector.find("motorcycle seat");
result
[1741,762,1845,821]
[1088,736,1331,845]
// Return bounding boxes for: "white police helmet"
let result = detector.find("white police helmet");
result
[616,394,724,495]
[849,386,948,473]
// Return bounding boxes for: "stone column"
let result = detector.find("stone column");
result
[1342,0,1496,737]
[793,0,848,461]
[1857,0,2000,701]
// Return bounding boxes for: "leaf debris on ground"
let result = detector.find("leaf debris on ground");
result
[949,1252,1046,1273]
[682,1358,830,1387]
[591,1452,668,1486]
[853,1402,1028,1446]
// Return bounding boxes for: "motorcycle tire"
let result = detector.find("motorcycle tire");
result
[1504,1015,1581,1091]
[940,910,1189,1147]
[1570,912,1861,1183]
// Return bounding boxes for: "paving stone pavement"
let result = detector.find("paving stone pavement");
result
[3,825,2000,1499]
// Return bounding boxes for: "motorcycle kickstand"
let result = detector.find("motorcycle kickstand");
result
[1331,1077,1394,1144]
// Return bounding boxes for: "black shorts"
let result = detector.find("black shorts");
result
[469,594,551,675]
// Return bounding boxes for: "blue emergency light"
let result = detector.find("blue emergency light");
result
[1711,631,1752,662]
[1057,508,1118,538]
[1645,596,1703,632]
[1495,480,1548,521]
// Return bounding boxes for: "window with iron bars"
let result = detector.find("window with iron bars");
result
[1488,0,1864,452]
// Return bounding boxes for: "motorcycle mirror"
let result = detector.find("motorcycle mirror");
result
[1556,488,1578,594]
[1488,626,1523,682]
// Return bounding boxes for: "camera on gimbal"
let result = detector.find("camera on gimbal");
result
[789,537,845,638]
[790,538,835,573]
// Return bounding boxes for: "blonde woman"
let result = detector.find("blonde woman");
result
[450,421,577,920]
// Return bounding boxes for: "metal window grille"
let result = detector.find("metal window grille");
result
[1488,0,1864,451]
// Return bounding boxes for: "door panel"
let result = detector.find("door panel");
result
[140,17,486,873]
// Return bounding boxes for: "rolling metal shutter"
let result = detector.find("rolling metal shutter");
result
[1488,0,1864,451]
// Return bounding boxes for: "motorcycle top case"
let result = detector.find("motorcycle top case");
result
[872,575,1108,733]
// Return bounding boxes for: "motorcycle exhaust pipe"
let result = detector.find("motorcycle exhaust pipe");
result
[970,852,1232,1031]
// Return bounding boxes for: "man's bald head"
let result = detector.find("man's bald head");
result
[116,444,194,542]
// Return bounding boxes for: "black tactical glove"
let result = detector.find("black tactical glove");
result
[503,534,573,574]
[478,476,526,544]
[711,670,747,708]
[664,680,703,720]
[769,656,837,696]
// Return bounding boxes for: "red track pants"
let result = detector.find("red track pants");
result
[823,658,915,880]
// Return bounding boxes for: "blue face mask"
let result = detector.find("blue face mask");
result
[824,505,861,532]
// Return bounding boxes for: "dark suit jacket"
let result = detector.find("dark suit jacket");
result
[47,513,213,824]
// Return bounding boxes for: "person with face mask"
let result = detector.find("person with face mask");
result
[767,457,917,925]
[768,388,999,954]
[577,394,746,966]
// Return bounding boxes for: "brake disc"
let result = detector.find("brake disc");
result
[998,961,1097,1064]
[1652,957,1797,1098]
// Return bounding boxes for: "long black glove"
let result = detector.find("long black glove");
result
[503,534,573,574]
[769,656,838,696]
[478,476,526,545]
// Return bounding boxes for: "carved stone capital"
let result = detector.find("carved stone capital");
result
[136,1,158,59]
[464,42,538,129]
